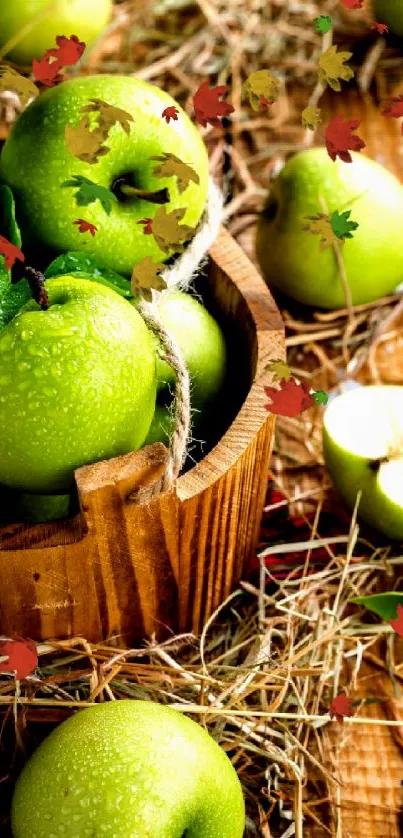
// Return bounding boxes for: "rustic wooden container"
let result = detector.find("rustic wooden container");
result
[0,226,284,646]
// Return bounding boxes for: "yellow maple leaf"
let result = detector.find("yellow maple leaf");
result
[318,46,354,92]
[0,65,39,106]
[241,70,280,111]
[151,206,197,255]
[150,153,200,195]
[302,213,342,251]
[265,359,292,382]
[301,106,322,130]
[81,98,134,140]
[65,115,110,164]
[131,256,167,301]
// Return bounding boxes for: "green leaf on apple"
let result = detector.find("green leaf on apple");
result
[0,278,32,329]
[350,592,403,621]
[61,175,118,215]
[44,252,132,298]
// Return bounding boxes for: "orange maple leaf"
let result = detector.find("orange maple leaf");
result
[324,115,365,163]
[329,693,354,723]
[137,218,154,235]
[32,54,63,86]
[0,637,38,680]
[0,235,25,270]
[73,219,98,236]
[382,96,403,134]
[47,34,85,67]
[390,603,403,638]
[371,22,389,34]
[264,378,315,418]
[193,80,235,128]
[162,106,179,123]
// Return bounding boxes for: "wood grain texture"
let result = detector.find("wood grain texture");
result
[0,226,285,645]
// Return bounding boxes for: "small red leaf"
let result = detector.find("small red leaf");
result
[329,693,354,723]
[390,604,403,638]
[264,378,315,418]
[0,637,38,680]
[193,80,234,128]
[73,219,98,236]
[47,34,85,67]
[137,217,154,235]
[162,106,179,124]
[0,235,25,270]
[324,115,365,163]
[371,22,389,34]
[340,0,363,8]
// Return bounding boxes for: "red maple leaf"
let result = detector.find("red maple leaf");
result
[264,378,315,418]
[32,54,64,86]
[382,96,403,134]
[329,693,354,723]
[340,0,363,8]
[162,106,179,124]
[47,34,86,67]
[137,218,154,235]
[73,219,98,236]
[371,22,389,34]
[260,96,272,111]
[389,604,403,638]
[0,637,38,680]
[0,235,25,270]
[193,80,235,128]
[324,115,366,163]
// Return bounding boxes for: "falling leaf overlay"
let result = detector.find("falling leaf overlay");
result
[390,603,403,638]
[314,16,332,35]
[32,54,64,86]
[61,176,118,215]
[65,115,110,164]
[311,389,329,406]
[340,0,363,7]
[0,235,25,270]
[264,378,315,418]
[330,209,359,240]
[137,218,154,235]
[241,70,281,111]
[0,637,38,680]
[318,46,354,92]
[302,214,340,251]
[0,66,39,106]
[301,106,322,130]
[46,34,86,67]
[150,153,200,195]
[193,80,235,128]
[131,257,167,301]
[65,99,134,164]
[371,22,389,34]
[73,219,98,236]
[144,206,197,254]
[325,115,365,162]
[265,359,292,382]
[382,96,403,134]
[329,694,354,723]
[162,106,179,123]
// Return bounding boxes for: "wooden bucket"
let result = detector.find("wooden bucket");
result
[0,226,284,646]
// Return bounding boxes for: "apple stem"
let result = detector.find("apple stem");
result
[368,456,390,472]
[113,179,170,205]
[24,267,49,310]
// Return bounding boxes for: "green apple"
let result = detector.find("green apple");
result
[256,147,403,309]
[11,699,245,838]
[372,0,403,36]
[0,275,156,493]
[0,0,112,66]
[140,290,227,446]
[0,486,74,523]
[0,74,210,276]
[323,385,403,540]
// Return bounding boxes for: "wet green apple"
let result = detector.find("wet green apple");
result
[0,74,209,276]
[0,0,112,66]
[256,147,403,309]
[0,275,156,493]
[140,290,227,446]
[323,385,403,540]
[11,699,245,838]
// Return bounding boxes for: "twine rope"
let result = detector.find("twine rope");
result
[139,177,225,494]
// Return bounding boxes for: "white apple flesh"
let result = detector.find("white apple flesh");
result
[322,385,403,540]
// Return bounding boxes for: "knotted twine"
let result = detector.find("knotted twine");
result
[137,177,224,495]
